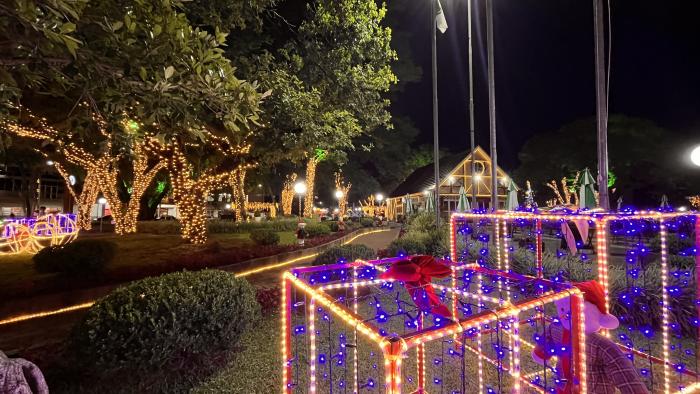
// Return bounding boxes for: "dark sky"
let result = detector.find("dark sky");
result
[391,0,700,170]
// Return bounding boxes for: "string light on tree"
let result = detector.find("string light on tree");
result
[281,173,298,216]
[334,171,351,217]
[304,149,327,218]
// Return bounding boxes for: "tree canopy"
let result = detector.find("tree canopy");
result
[514,115,699,207]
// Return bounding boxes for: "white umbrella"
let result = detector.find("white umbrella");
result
[505,179,519,211]
[456,186,470,212]
[425,190,435,212]
[579,168,597,209]
[404,194,414,215]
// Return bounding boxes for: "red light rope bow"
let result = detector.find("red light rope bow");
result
[379,255,452,317]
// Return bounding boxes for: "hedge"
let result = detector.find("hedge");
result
[69,270,259,376]
[34,239,116,275]
[312,244,376,266]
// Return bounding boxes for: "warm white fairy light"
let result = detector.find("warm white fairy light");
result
[334,171,352,217]
[281,173,298,216]
[304,158,318,218]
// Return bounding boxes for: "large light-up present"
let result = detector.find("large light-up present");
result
[281,255,588,393]
[450,210,700,393]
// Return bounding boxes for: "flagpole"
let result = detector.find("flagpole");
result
[593,0,610,210]
[467,0,477,209]
[432,0,441,226]
[486,0,498,211]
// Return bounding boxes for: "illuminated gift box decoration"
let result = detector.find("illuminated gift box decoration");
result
[450,210,700,394]
[1,213,78,254]
[281,256,588,393]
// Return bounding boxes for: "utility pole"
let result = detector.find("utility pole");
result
[431,0,441,226]
[486,0,498,211]
[594,0,610,210]
[467,0,477,209]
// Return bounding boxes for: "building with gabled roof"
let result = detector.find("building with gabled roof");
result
[385,146,510,220]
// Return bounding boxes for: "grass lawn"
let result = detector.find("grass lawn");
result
[0,231,296,297]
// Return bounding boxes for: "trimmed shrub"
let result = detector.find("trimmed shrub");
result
[137,218,304,235]
[305,223,331,238]
[249,228,280,246]
[136,220,181,235]
[70,270,259,375]
[327,221,339,232]
[406,211,436,233]
[360,217,374,228]
[387,236,427,257]
[212,218,303,234]
[312,244,376,266]
[34,239,116,275]
[421,229,449,257]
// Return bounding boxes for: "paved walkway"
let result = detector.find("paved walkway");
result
[0,227,400,354]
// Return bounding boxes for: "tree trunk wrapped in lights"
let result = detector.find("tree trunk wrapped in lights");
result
[98,144,165,234]
[304,157,318,218]
[54,163,99,230]
[281,173,297,216]
[2,109,162,235]
[230,167,248,222]
[145,137,252,244]
[334,171,351,217]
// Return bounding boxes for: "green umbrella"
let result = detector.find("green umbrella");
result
[404,194,414,215]
[425,190,435,212]
[505,179,519,211]
[579,168,597,209]
[457,186,470,212]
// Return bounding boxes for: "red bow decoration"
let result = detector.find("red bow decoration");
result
[379,255,452,317]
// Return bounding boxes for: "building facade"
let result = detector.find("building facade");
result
[385,147,509,220]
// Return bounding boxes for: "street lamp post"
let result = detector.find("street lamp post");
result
[294,182,307,219]
[467,0,477,209]
[375,193,384,218]
[98,197,107,232]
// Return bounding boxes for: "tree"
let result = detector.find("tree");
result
[514,115,698,207]
[2,0,263,242]
[226,0,396,210]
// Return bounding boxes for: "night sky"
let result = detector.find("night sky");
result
[392,0,700,170]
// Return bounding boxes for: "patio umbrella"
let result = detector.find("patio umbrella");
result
[404,194,414,215]
[579,168,597,209]
[456,186,470,212]
[505,179,519,211]
[425,190,435,212]
[616,197,623,211]
[660,194,670,210]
